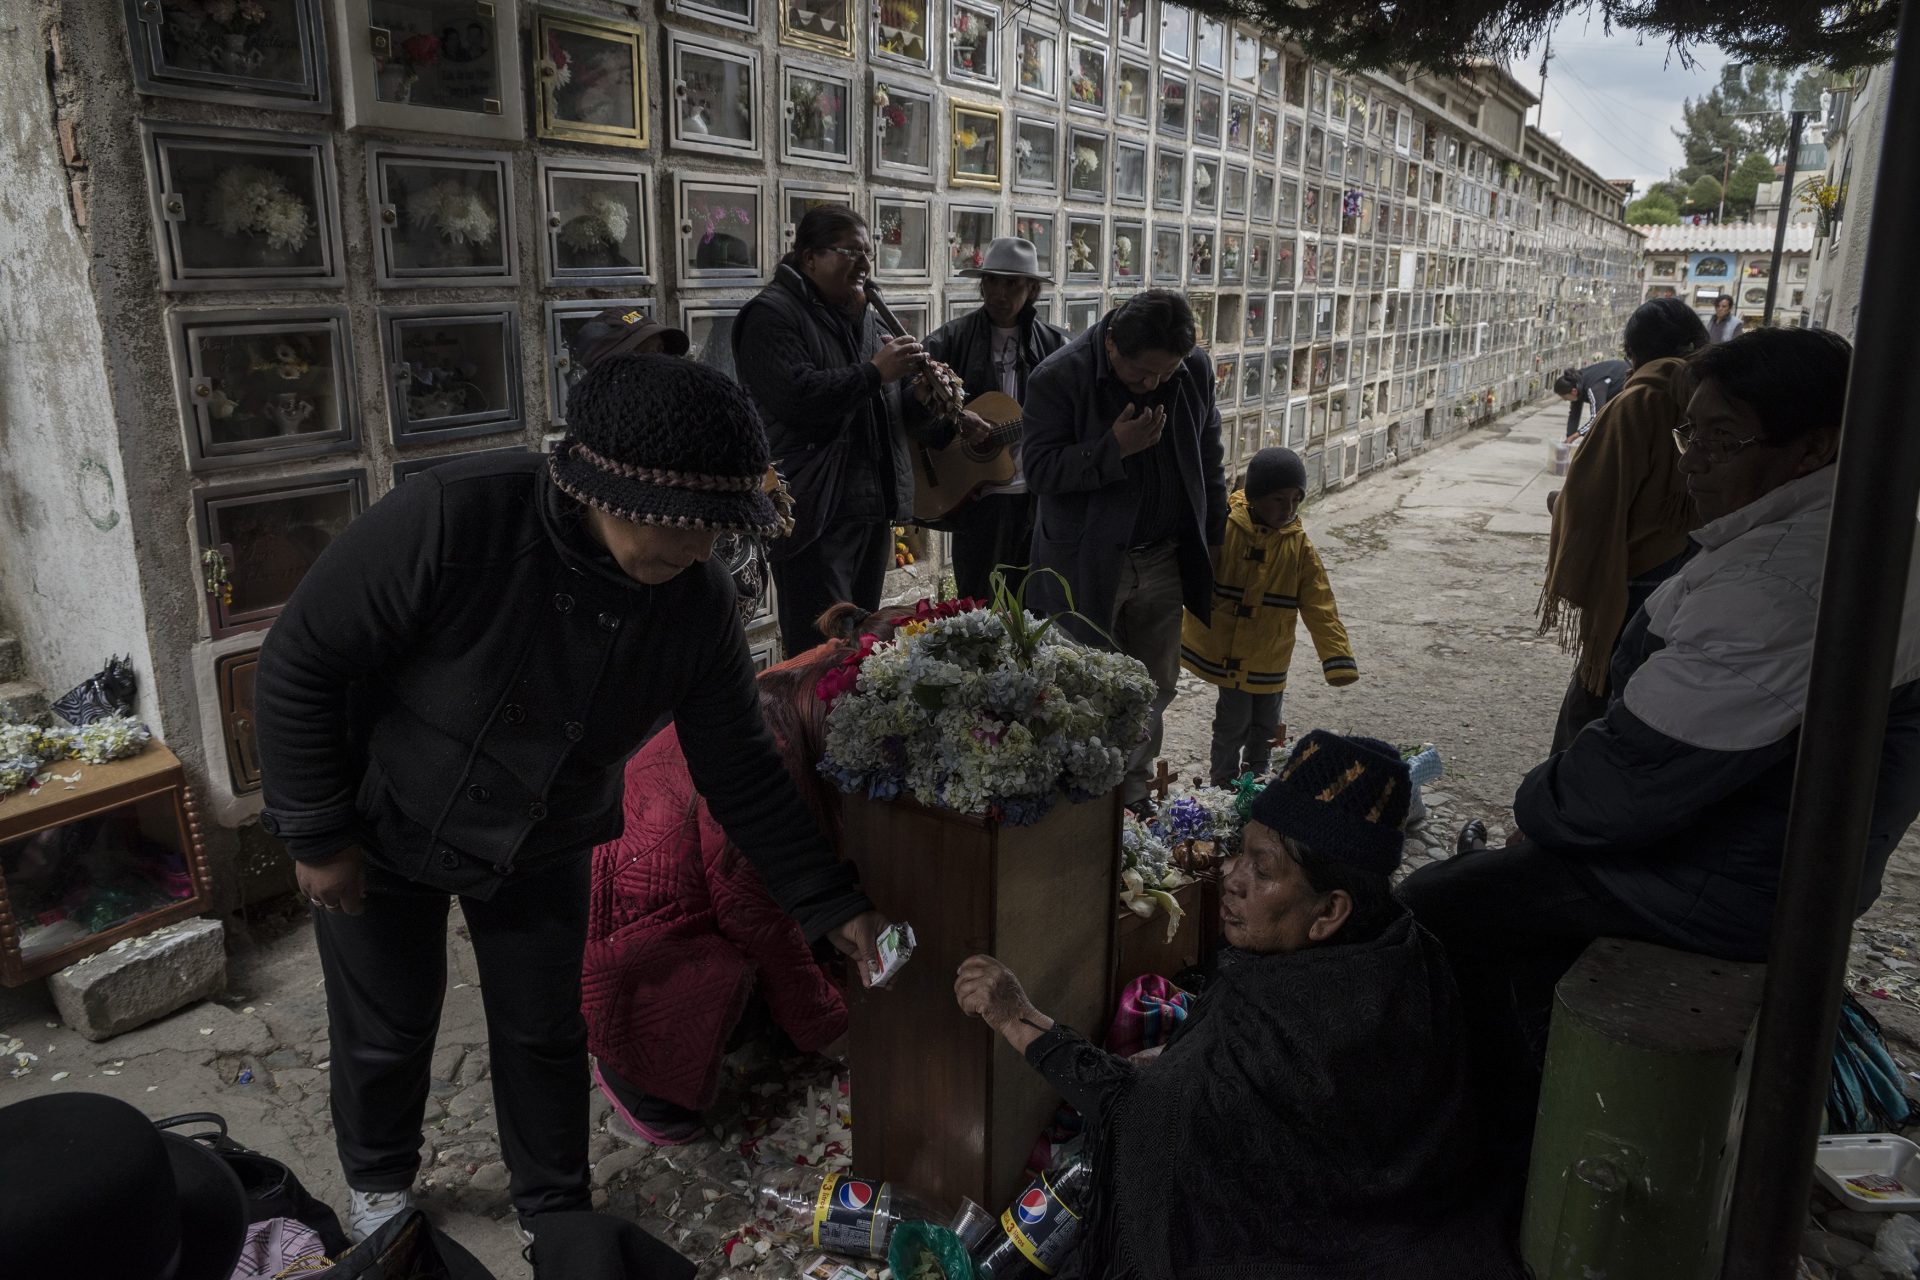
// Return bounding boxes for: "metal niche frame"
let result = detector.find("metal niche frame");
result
[778,0,856,57]
[378,301,526,446]
[668,32,764,160]
[537,155,653,288]
[532,10,649,149]
[544,297,653,426]
[872,189,934,283]
[194,467,369,638]
[124,0,331,112]
[366,143,518,289]
[333,0,524,140]
[870,73,937,181]
[780,57,858,171]
[948,100,1004,190]
[168,305,362,474]
[674,174,766,285]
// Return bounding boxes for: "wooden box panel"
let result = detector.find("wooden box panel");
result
[216,649,263,795]
[844,791,1118,1210]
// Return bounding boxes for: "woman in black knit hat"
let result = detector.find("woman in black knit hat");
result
[253,354,890,1246]
[955,731,1523,1278]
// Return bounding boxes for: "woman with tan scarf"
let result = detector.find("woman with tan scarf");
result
[1539,299,1710,752]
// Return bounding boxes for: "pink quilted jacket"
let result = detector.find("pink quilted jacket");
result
[582,726,847,1111]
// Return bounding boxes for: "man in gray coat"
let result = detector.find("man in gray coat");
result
[1023,290,1228,810]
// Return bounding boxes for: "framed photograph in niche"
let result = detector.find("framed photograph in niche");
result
[367,144,515,288]
[1194,15,1224,73]
[1110,217,1144,284]
[871,0,931,68]
[780,180,856,248]
[1015,25,1058,100]
[334,0,523,139]
[1117,0,1148,47]
[545,297,650,425]
[1159,2,1190,64]
[667,0,755,32]
[1188,225,1215,283]
[949,101,1003,189]
[1114,60,1150,123]
[1150,224,1182,282]
[195,469,367,638]
[1152,147,1184,211]
[1066,38,1106,115]
[1012,115,1060,193]
[1114,138,1147,205]
[392,445,525,482]
[124,0,330,112]
[1068,0,1110,33]
[870,76,935,180]
[1252,171,1275,224]
[946,0,1001,88]
[1191,155,1220,214]
[380,303,524,446]
[1067,128,1108,202]
[1014,210,1057,276]
[1224,162,1249,217]
[668,34,761,159]
[780,0,856,57]
[170,307,359,473]
[1158,71,1188,136]
[1065,214,1103,282]
[948,202,997,276]
[680,299,750,381]
[781,60,855,168]
[533,12,646,148]
[140,122,345,292]
[538,157,650,288]
[1227,93,1253,152]
[872,191,932,281]
[675,176,764,283]
[1230,30,1258,86]
[1220,230,1244,284]
[1065,294,1102,334]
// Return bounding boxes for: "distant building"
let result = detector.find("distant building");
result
[1631,222,1816,328]
[1805,73,1889,337]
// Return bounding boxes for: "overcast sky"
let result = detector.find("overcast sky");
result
[1504,6,1729,195]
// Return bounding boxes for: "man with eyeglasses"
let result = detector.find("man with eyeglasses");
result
[1400,326,1920,1188]
[733,205,928,655]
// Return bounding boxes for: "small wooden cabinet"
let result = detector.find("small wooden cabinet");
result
[0,745,211,987]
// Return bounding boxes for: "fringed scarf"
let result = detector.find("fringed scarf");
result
[1538,357,1702,695]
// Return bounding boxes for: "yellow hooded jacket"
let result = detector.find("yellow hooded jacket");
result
[1179,490,1357,694]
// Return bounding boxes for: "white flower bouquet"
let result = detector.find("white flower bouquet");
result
[1121,813,1193,941]
[818,572,1156,824]
[206,164,313,253]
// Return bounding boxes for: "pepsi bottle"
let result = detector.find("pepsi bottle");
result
[756,1172,946,1260]
[969,1154,1093,1278]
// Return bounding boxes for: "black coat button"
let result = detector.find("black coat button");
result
[563,721,584,742]
[259,813,280,835]
[466,784,490,803]
[438,848,459,870]
[502,704,526,725]
[553,592,575,614]
[597,612,621,632]
[526,800,548,821]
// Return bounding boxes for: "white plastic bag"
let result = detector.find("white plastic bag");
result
[1874,1213,1920,1277]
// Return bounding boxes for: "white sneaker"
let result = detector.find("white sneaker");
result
[347,1188,417,1244]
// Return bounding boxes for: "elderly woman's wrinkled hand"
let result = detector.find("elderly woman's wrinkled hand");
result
[954,954,1033,1032]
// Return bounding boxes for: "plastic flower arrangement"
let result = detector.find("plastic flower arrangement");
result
[1072,145,1101,181]
[818,571,1156,824]
[1121,813,1191,941]
[206,165,313,253]
[0,715,152,798]
[409,180,498,247]
[558,194,630,251]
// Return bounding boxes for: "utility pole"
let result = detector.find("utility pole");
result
[1535,34,1551,129]
[1719,148,1732,222]
[1762,110,1810,325]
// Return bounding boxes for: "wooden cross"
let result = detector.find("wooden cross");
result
[1150,759,1174,801]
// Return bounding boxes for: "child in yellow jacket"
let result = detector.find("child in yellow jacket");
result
[1181,448,1358,785]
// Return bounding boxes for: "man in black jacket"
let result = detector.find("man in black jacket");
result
[913,237,1069,601]
[254,356,888,1243]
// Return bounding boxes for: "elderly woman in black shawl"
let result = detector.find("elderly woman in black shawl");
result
[955,731,1524,1279]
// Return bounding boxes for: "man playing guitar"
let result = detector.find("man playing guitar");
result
[903,237,1068,600]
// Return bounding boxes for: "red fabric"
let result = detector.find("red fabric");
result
[582,726,847,1111]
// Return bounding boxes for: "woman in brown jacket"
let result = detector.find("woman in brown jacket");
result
[1539,299,1710,752]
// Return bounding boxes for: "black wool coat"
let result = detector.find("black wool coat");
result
[252,453,870,939]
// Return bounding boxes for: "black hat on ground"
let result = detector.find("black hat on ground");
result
[569,305,690,366]
[549,354,792,536]
[1245,447,1309,501]
[1249,730,1411,875]
[0,1092,248,1280]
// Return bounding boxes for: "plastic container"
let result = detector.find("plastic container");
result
[757,1172,947,1259]
[970,1155,1091,1279]
[1549,438,1573,476]
[1814,1134,1920,1211]
[888,1222,977,1280]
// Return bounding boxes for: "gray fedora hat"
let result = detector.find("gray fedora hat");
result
[958,236,1051,281]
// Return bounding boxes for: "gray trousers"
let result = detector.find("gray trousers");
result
[1112,543,1187,804]
[1209,687,1284,784]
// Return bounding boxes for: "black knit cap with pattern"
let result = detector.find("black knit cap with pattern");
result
[549,353,785,535]
[1249,730,1411,875]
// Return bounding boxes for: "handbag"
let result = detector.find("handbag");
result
[154,1112,351,1258]
[766,435,849,565]
[310,1209,493,1280]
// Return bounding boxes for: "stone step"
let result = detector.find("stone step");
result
[0,633,20,683]
[0,679,50,725]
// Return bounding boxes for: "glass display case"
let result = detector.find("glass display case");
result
[1015,24,1058,101]
[1114,59,1151,124]
[676,176,764,284]
[538,157,650,288]
[781,60,856,169]
[332,0,523,140]
[1067,127,1108,202]
[140,121,346,291]
[1110,217,1143,283]
[780,0,855,56]
[872,191,933,281]
[668,0,756,31]
[1252,171,1275,224]
[1065,38,1106,115]
[379,304,524,447]
[1191,155,1220,214]
[871,0,931,68]
[1158,71,1188,137]
[1114,138,1147,205]
[124,0,330,111]
[946,0,1001,89]
[1153,146,1184,211]
[949,202,997,275]
[1065,214,1103,282]
[1117,0,1148,47]
[1192,82,1222,146]
[545,297,651,425]
[532,11,646,149]
[196,469,367,637]
[1014,210,1058,276]
[1068,0,1110,33]
[1188,226,1215,284]
[1158,1,1190,64]
[1193,15,1224,73]
[367,144,516,288]
[1013,116,1060,193]
[871,75,935,180]
[680,299,751,381]
[1065,294,1102,333]
[1219,230,1244,285]
[949,102,1003,189]
[170,307,360,473]
[780,180,856,248]
[1224,162,1249,217]
[1150,223,1182,283]
[668,34,761,159]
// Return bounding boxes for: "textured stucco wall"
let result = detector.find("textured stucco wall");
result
[1808,68,1892,340]
[0,6,157,720]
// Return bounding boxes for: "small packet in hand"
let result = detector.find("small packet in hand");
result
[868,922,917,988]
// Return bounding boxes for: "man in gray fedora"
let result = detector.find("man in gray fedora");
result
[910,236,1069,601]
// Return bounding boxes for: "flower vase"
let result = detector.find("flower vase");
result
[878,244,903,270]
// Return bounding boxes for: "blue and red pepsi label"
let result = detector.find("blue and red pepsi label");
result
[998,1171,1082,1274]
[812,1175,884,1255]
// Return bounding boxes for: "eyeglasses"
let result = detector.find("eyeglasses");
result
[1672,419,1763,462]
[819,246,874,265]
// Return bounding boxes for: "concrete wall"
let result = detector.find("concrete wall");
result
[1807,67,1893,340]
[0,5,157,719]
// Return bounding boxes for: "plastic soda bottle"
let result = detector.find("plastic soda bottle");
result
[969,1154,1092,1278]
[757,1171,946,1260]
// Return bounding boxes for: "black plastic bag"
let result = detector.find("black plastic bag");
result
[53,655,137,726]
